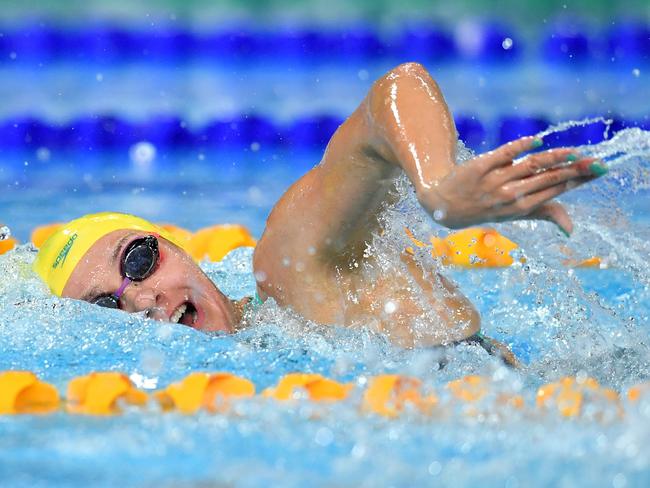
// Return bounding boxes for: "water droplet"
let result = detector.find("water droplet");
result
[428,461,442,476]
[502,37,513,50]
[129,141,157,166]
[632,68,640,77]
[140,349,164,376]
[613,473,627,488]
[36,147,50,162]
[0,225,11,241]
[384,300,397,314]
[314,427,333,446]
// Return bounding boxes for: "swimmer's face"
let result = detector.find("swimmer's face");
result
[62,230,237,332]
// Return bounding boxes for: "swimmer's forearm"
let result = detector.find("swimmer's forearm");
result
[365,62,458,195]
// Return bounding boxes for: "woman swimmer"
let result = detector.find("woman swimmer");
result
[33,63,606,364]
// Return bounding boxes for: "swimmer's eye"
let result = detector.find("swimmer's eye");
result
[120,235,160,281]
[91,294,120,309]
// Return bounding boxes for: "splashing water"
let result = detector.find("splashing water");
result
[0,225,10,240]
[1,124,650,487]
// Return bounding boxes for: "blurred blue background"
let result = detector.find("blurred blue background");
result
[0,0,648,238]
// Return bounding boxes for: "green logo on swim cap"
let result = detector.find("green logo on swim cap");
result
[52,233,78,269]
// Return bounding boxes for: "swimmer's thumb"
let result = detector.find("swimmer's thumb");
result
[527,201,572,238]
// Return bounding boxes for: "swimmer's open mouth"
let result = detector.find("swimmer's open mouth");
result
[170,301,198,327]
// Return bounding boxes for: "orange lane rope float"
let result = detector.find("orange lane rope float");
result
[405,227,603,268]
[0,236,18,255]
[536,376,622,420]
[262,373,352,402]
[0,222,603,267]
[66,372,148,415]
[627,381,650,403]
[155,372,255,414]
[362,375,438,417]
[1,371,647,419]
[446,375,524,417]
[0,371,60,414]
[185,224,257,262]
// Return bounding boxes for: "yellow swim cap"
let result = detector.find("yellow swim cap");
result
[33,212,186,297]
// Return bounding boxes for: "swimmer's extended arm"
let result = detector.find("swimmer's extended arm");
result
[360,63,603,233]
[254,63,602,325]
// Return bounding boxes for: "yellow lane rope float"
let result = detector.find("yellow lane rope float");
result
[262,373,352,402]
[405,227,603,268]
[362,375,437,417]
[536,376,622,420]
[155,372,255,414]
[0,221,602,268]
[3,371,644,419]
[446,374,524,416]
[0,237,18,255]
[0,371,60,414]
[66,372,148,415]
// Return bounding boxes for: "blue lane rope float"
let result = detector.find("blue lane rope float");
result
[606,22,650,62]
[0,114,648,152]
[1,22,648,64]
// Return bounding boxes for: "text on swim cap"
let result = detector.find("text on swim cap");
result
[52,233,78,269]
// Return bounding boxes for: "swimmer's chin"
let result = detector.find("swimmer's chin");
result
[192,297,237,334]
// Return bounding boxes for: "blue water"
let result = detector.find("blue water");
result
[1,44,650,488]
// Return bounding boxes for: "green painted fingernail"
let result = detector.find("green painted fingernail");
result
[560,227,571,238]
[589,161,608,176]
[531,138,543,148]
[566,153,579,162]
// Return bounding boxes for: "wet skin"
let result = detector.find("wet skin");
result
[64,63,605,348]
[62,230,242,333]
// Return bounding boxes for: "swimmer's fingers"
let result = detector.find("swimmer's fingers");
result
[475,136,541,172]
[498,148,583,182]
[497,175,596,221]
[527,201,573,235]
[499,157,601,197]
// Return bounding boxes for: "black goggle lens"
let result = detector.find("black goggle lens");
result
[121,235,159,281]
[92,294,120,309]
[91,235,160,310]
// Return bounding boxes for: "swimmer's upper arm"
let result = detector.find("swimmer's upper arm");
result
[253,62,457,308]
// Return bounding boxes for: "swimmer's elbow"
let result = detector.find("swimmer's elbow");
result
[372,62,441,98]
[366,62,444,151]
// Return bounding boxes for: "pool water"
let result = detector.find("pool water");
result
[2,12,650,484]
[1,123,650,486]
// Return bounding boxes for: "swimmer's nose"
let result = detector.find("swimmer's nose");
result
[121,285,167,321]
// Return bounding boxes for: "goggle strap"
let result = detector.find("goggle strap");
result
[114,277,131,299]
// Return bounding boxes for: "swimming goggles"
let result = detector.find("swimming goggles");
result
[92,235,159,309]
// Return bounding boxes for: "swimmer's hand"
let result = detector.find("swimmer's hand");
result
[415,136,605,236]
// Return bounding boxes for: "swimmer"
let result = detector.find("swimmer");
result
[33,63,605,365]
